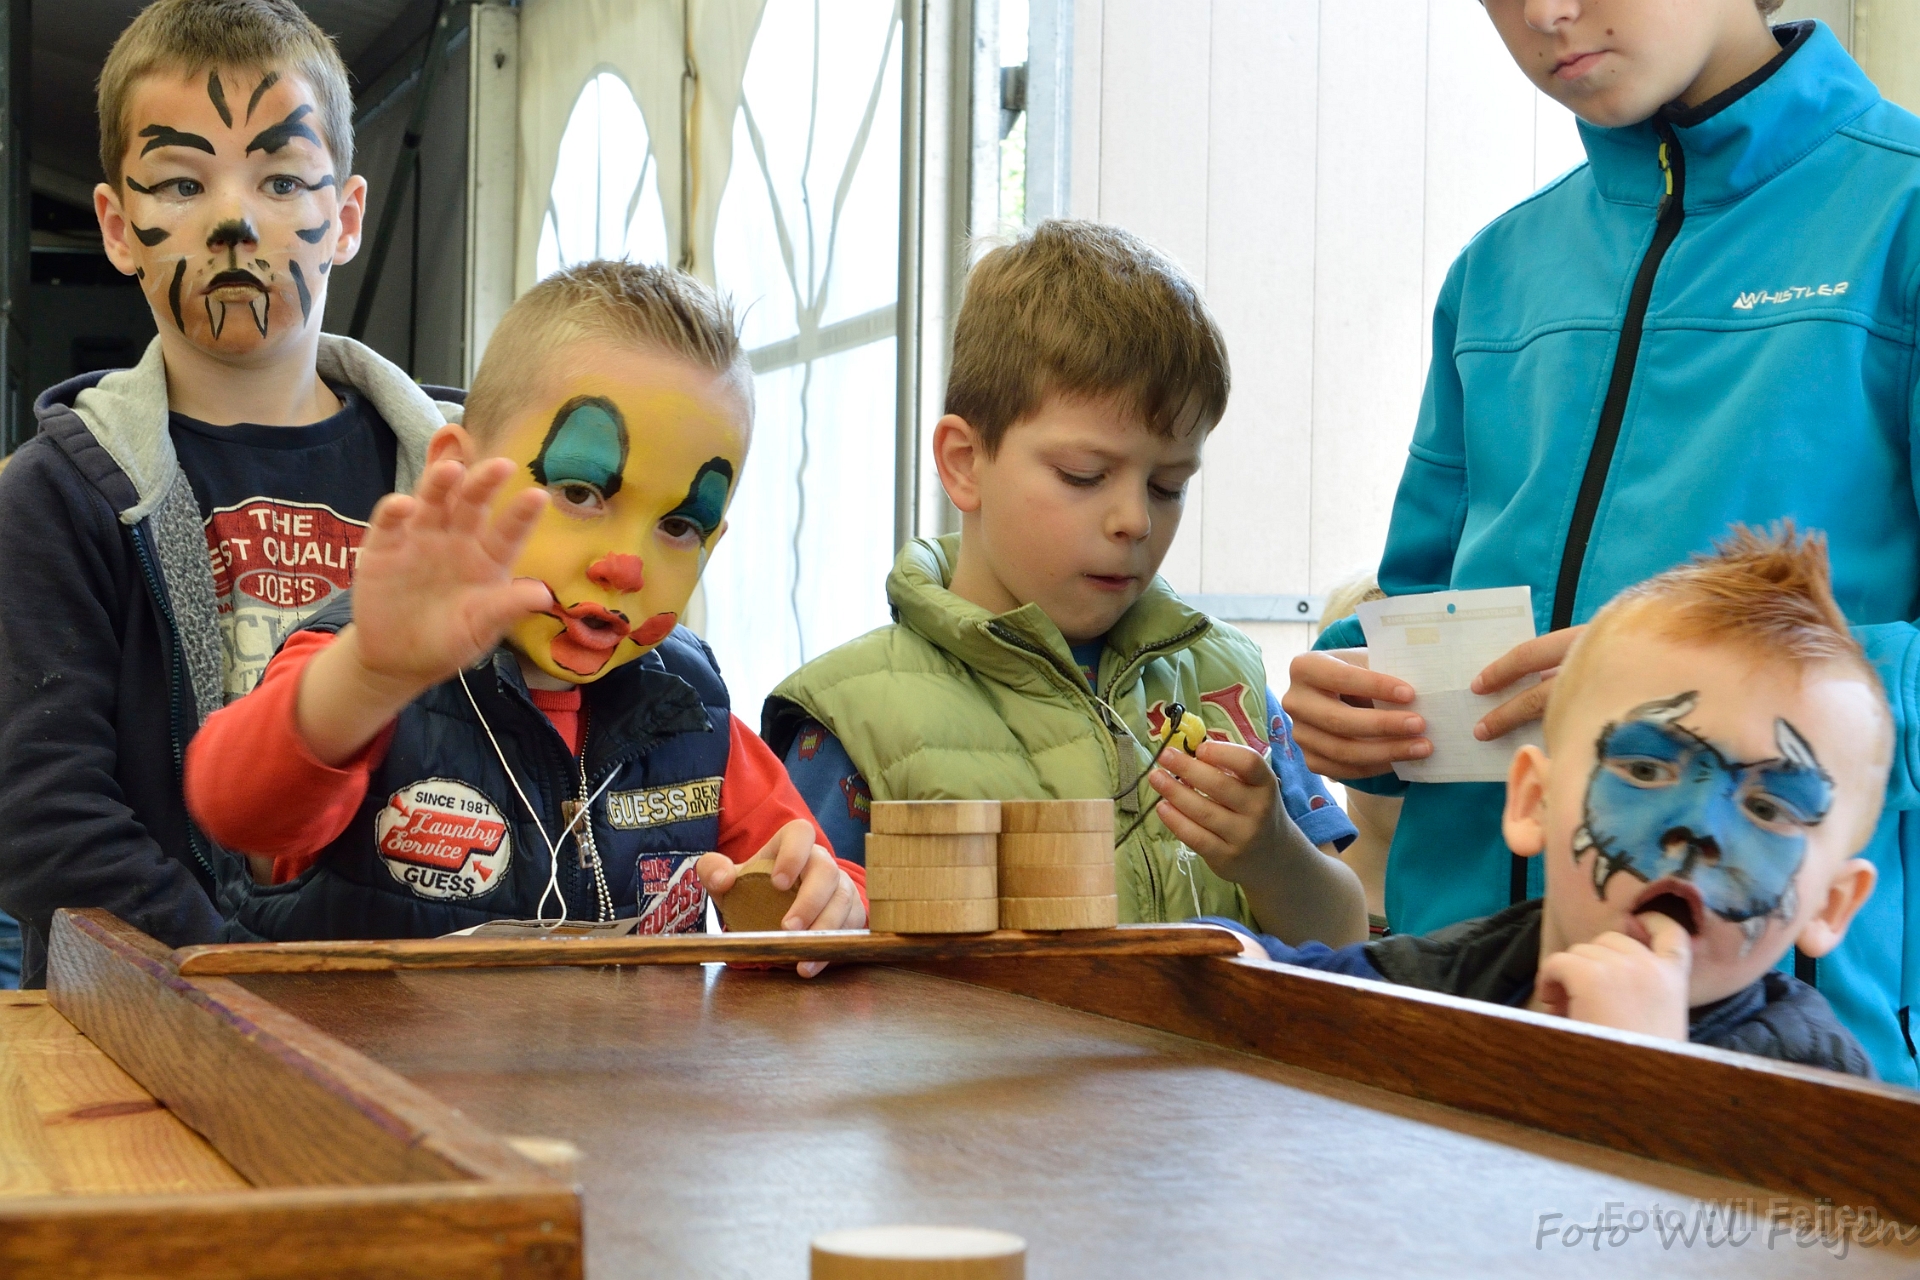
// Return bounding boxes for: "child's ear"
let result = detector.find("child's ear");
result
[1501,744,1551,858]
[931,414,985,514]
[426,424,476,469]
[1795,857,1878,959]
[94,182,138,277]
[331,174,371,266]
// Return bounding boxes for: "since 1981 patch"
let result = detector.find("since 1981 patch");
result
[375,778,513,900]
[603,776,723,830]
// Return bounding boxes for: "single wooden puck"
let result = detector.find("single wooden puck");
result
[998,799,1114,834]
[866,865,998,901]
[868,897,999,934]
[714,861,799,932]
[996,832,1112,867]
[999,895,1119,930]
[865,833,999,868]
[998,862,1115,898]
[870,800,1002,836]
[811,1225,1025,1279]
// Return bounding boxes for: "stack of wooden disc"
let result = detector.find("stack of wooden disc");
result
[997,800,1118,930]
[865,801,1001,933]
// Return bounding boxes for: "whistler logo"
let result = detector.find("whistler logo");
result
[1733,281,1849,310]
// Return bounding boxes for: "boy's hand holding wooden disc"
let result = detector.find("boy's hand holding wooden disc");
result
[712,853,801,934]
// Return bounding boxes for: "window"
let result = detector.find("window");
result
[536,71,670,277]
[703,0,905,717]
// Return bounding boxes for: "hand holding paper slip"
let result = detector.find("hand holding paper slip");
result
[1354,586,1546,783]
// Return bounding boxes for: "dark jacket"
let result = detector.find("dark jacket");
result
[235,596,734,940]
[1212,899,1875,1077]
[0,336,450,984]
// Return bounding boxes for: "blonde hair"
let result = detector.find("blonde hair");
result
[1546,524,1887,747]
[98,0,354,187]
[465,260,749,445]
[945,219,1230,454]
[1321,574,1386,627]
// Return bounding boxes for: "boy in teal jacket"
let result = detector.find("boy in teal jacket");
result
[1285,8,1920,1083]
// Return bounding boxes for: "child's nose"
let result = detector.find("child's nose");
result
[1107,490,1152,541]
[587,553,646,593]
[206,217,259,251]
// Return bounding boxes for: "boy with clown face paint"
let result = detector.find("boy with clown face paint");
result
[1209,528,1886,1075]
[186,262,867,969]
[0,0,459,987]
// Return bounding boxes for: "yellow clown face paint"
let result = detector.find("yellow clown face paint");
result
[490,347,748,684]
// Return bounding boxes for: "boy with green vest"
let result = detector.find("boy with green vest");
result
[764,221,1363,941]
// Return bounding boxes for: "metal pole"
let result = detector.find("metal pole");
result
[893,0,924,550]
[349,0,455,342]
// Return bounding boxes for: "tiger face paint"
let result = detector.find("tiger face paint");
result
[493,348,749,684]
[95,66,364,359]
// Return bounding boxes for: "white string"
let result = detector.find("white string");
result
[458,670,622,930]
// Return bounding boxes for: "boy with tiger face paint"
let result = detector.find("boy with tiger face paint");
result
[185,263,867,970]
[0,0,456,987]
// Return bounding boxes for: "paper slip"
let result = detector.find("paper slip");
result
[1354,586,1545,784]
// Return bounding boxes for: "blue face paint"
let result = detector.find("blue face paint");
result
[1573,691,1832,930]
[664,458,734,541]
[531,397,628,498]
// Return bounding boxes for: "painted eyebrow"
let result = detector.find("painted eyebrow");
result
[207,70,232,127]
[139,124,216,157]
[246,71,280,122]
[246,105,320,156]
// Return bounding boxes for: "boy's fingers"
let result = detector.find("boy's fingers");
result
[448,458,514,537]
[472,579,563,640]
[1470,626,1582,694]
[1149,792,1227,860]
[1190,738,1272,784]
[1473,678,1553,741]
[413,460,463,527]
[1638,911,1694,966]
[1284,681,1426,741]
[1148,770,1249,853]
[767,819,816,890]
[1154,744,1256,810]
[479,488,551,566]
[1289,719,1431,777]
[695,851,736,896]
[783,851,841,931]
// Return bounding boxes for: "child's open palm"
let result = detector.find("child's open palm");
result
[350,457,552,689]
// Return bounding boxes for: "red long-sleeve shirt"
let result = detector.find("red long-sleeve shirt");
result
[185,631,864,901]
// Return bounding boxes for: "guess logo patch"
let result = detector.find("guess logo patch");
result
[603,777,723,830]
[375,778,512,900]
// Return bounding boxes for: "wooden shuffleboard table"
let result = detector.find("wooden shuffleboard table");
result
[5,907,1920,1277]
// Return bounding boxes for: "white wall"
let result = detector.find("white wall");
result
[1067,0,1580,686]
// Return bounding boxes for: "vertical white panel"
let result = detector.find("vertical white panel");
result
[1068,0,1104,217]
[465,1,520,382]
[1419,1,1534,372]
[1240,620,1315,695]
[1307,0,1429,592]
[1096,0,1213,591]
[1199,0,1318,598]
[1533,93,1586,190]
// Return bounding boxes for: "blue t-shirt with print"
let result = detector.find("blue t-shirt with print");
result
[783,638,1356,863]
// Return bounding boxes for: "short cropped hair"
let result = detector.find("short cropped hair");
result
[1545,524,1888,748]
[945,220,1230,454]
[466,260,749,446]
[1758,0,1786,14]
[98,0,354,188]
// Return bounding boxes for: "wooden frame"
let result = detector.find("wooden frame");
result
[10,907,1920,1276]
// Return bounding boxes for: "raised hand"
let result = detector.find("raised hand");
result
[295,454,550,766]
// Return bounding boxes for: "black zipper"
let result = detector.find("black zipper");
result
[130,524,216,880]
[1523,123,1687,905]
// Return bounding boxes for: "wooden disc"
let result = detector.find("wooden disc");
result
[997,862,1115,899]
[865,833,999,868]
[870,800,1002,835]
[998,895,1119,931]
[998,799,1114,834]
[866,865,998,901]
[996,833,1113,867]
[714,862,799,932]
[868,897,999,934]
[811,1226,1025,1279]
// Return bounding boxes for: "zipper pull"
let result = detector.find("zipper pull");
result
[1656,141,1674,217]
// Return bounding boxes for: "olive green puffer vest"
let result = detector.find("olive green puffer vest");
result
[765,535,1274,926]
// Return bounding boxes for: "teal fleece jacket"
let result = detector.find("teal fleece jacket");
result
[1318,22,1920,1084]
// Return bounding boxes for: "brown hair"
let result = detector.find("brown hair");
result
[1758,0,1786,14]
[97,0,354,187]
[1546,523,1887,746]
[944,219,1230,453]
[466,259,750,445]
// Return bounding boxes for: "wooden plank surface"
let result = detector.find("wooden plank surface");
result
[234,962,1917,1278]
[922,952,1920,1227]
[172,923,1245,976]
[45,909,558,1191]
[0,992,245,1199]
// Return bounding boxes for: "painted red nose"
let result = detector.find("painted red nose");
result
[586,553,646,593]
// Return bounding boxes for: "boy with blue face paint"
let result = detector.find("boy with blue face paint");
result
[1218,529,1884,1074]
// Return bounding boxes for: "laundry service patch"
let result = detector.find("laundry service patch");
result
[376,778,512,900]
[603,776,723,830]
